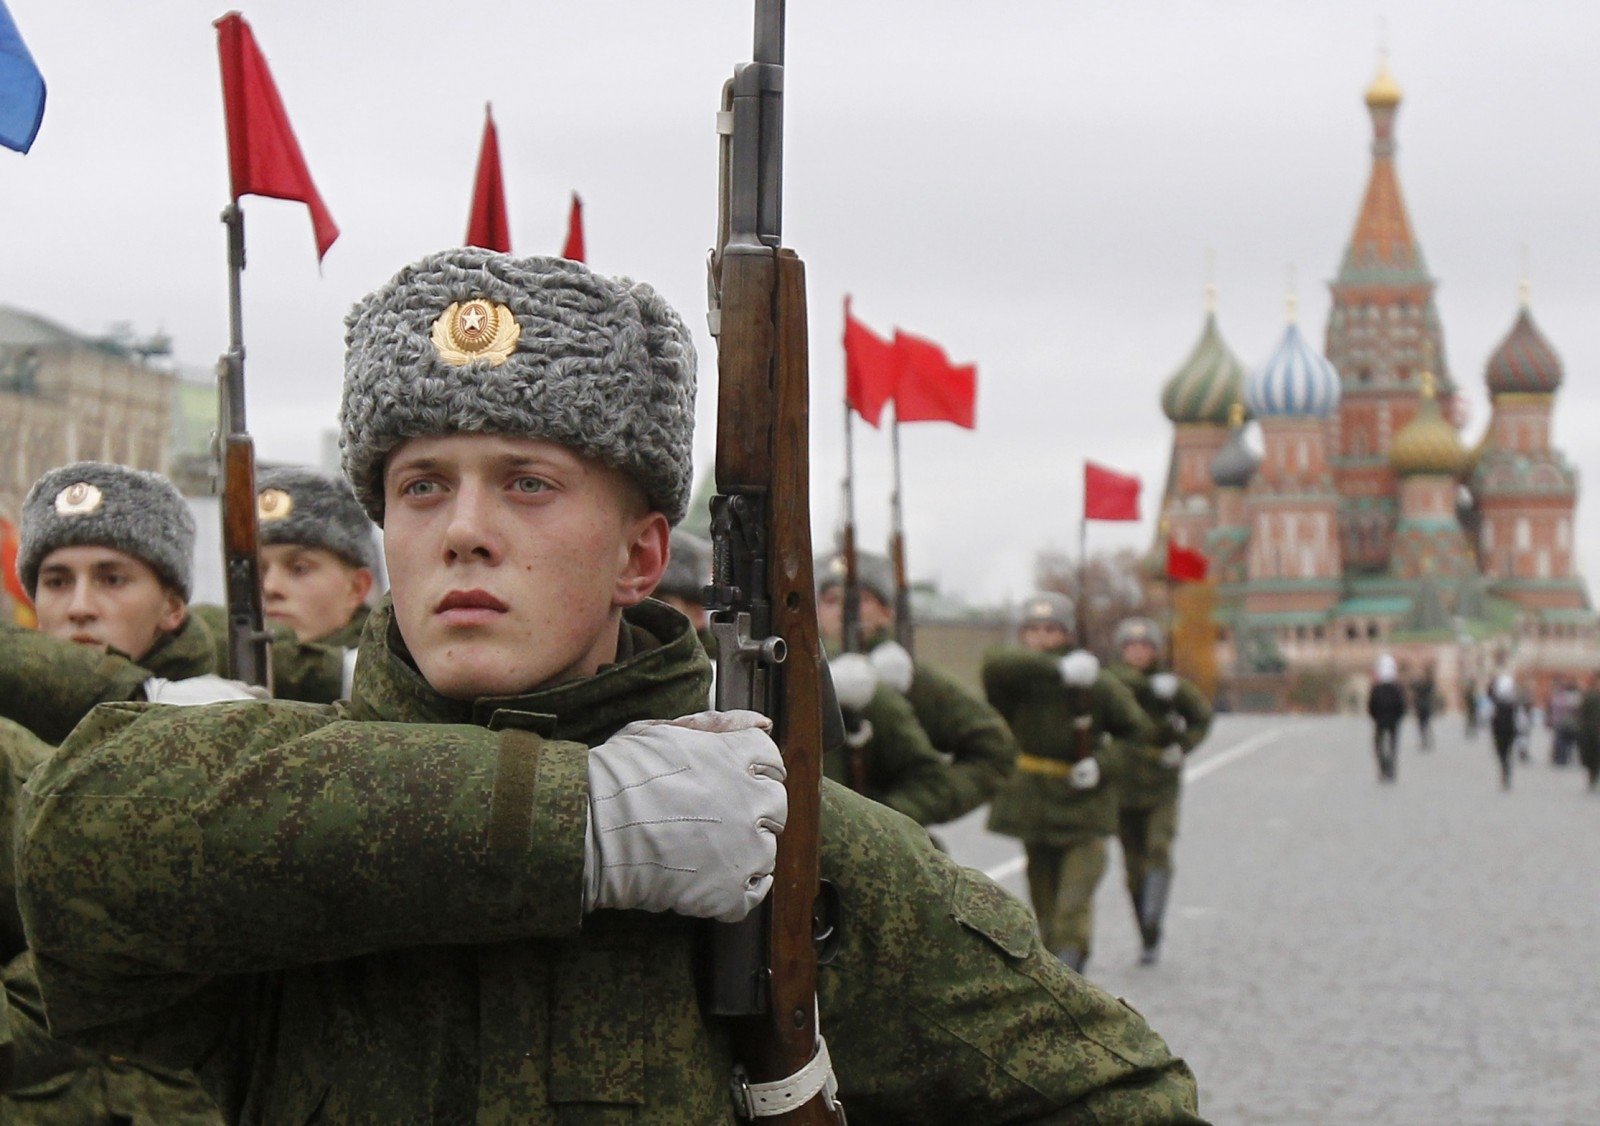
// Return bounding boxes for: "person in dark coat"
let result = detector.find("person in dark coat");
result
[1489,672,1520,790]
[1576,669,1600,793]
[1366,654,1406,783]
[1410,662,1437,751]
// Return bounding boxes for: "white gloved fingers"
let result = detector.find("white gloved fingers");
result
[1160,744,1185,769]
[1060,650,1101,688]
[142,675,269,705]
[828,653,880,711]
[868,641,915,694]
[657,708,773,736]
[1068,756,1101,790]
[719,872,775,924]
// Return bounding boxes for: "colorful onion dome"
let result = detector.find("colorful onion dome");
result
[1390,372,1464,476]
[1486,290,1562,395]
[1246,309,1341,418]
[1365,58,1402,109]
[1160,290,1250,425]
[1210,401,1259,488]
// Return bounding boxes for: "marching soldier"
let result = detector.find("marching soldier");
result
[817,550,1018,823]
[14,250,1199,1120]
[1106,617,1212,966]
[0,462,263,745]
[984,591,1155,974]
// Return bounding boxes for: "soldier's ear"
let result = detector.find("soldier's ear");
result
[159,588,187,635]
[614,512,670,609]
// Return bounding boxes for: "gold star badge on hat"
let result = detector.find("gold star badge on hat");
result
[54,482,103,516]
[257,488,293,522]
[430,299,520,367]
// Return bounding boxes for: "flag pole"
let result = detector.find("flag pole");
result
[889,409,914,653]
[1078,512,1089,654]
[840,391,862,654]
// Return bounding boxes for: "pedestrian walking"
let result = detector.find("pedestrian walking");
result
[1410,662,1437,750]
[1490,672,1520,789]
[1577,670,1600,793]
[1462,678,1480,739]
[1367,654,1406,782]
[1546,678,1581,767]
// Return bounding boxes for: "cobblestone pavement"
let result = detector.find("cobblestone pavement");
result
[942,713,1600,1125]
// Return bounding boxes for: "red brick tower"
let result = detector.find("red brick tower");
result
[1325,58,1456,575]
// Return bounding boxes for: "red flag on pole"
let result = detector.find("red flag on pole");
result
[214,12,339,261]
[843,298,900,428]
[561,192,585,262]
[465,104,510,252]
[1166,539,1209,582]
[0,516,33,627]
[1084,461,1141,521]
[892,330,977,428]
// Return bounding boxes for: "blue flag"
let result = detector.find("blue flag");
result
[0,0,45,154]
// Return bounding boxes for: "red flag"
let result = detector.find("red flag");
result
[561,192,585,262]
[892,330,977,428]
[843,298,900,428]
[1167,540,1209,582]
[214,12,339,261]
[1084,461,1141,521]
[465,104,510,252]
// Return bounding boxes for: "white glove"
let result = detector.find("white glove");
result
[1150,672,1179,700]
[1060,649,1100,688]
[829,653,880,711]
[584,710,787,924]
[340,648,359,700]
[1069,757,1101,789]
[1160,744,1185,769]
[868,640,915,694]
[141,675,268,705]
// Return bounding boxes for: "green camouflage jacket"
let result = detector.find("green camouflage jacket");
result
[983,647,1155,844]
[1106,662,1213,808]
[0,617,215,746]
[859,629,1019,823]
[823,683,958,826]
[189,603,356,705]
[17,598,1201,1124]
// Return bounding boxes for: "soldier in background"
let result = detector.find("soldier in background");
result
[652,527,711,646]
[817,550,1017,824]
[984,592,1154,973]
[13,250,1200,1119]
[1366,654,1406,783]
[1106,617,1212,966]
[0,462,261,745]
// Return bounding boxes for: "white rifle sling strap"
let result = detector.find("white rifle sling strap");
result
[731,1023,844,1121]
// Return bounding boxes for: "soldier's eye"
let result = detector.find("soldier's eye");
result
[511,476,550,495]
[402,479,441,497]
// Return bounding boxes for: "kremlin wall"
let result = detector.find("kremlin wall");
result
[1153,61,1597,710]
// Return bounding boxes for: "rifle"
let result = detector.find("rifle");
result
[216,203,273,691]
[704,2,844,1121]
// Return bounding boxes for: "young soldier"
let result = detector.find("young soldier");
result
[985,592,1154,974]
[15,250,1200,1122]
[1106,616,1212,966]
[817,550,1018,823]
[0,463,261,745]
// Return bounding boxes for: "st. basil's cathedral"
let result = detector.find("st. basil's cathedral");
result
[1154,60,1595,704]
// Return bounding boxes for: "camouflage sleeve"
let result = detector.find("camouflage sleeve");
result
[1175,680,1213,752]
[0,626,150,745]
[906,664,1017,821]
[16,701,589,1037]
[269,639,348,704]
[980,647,1055,719]
[858,685,960,827]
[819,782,1205,1122]
[1094,672,1158,746]
[3,951,102,1090]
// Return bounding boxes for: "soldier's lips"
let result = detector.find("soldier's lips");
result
[69,633,103,647]
[434,588,510,626]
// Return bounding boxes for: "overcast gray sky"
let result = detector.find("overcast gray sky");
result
[3,1,1597,605]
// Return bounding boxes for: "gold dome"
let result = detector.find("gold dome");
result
[1365,60,1402,109]
[1390,372,1463,476]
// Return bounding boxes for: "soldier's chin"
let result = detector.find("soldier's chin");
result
[414,644,551,701]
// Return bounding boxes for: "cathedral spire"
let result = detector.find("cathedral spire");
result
[1339,55,1426,283]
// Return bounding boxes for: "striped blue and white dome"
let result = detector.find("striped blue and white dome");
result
[1246,322,1340,418]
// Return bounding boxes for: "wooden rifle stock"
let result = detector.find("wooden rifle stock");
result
[220,433,271,689]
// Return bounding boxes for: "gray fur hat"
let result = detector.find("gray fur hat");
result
[256,466,377,570]
[339,248,696,525]
[1019,591,1075,632]
[19,461,194,599]
[815,550,894,605]
[1113,616,1164,651]
[657,529,710,601]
